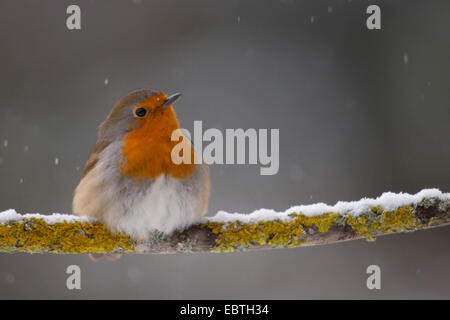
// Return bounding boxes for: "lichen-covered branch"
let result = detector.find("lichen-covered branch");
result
[0,193,449,254]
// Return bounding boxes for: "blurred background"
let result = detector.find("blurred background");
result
[0,0,449,299]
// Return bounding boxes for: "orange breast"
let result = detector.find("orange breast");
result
[119,98,196,181]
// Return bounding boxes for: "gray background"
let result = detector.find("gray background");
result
[0,0,449,299]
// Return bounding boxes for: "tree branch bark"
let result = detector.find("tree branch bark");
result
[0,195,449,254]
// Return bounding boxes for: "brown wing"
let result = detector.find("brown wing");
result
[81,140,108,178]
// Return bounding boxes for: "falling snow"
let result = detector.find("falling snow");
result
[54,158,59,166]
[3,140,8,148]
[403,53,409,64]
[104,79,109,85]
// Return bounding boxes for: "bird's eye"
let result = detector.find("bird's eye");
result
[134,107,147,118]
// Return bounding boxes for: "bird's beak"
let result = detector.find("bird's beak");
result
[160,92,182,109]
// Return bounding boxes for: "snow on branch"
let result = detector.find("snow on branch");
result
[0,189,449,254]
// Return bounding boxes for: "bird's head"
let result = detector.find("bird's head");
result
[98,88,195,181]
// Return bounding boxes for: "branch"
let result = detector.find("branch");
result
[0,190,449,254]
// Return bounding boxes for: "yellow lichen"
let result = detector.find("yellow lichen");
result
[204,219,304,252]
[0,201,437,254]
[0,218,135,254]
[203,212,340,252]
[204,205,427,251]
[347,215,376,241]
[293,212,340,232]
[347,205,422,241]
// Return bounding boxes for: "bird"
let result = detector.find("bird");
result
[73,88,210,245]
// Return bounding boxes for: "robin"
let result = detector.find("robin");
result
[73,89,210,245]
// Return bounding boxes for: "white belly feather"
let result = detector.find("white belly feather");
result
[105,174,202,239]
[73,140,207,240]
